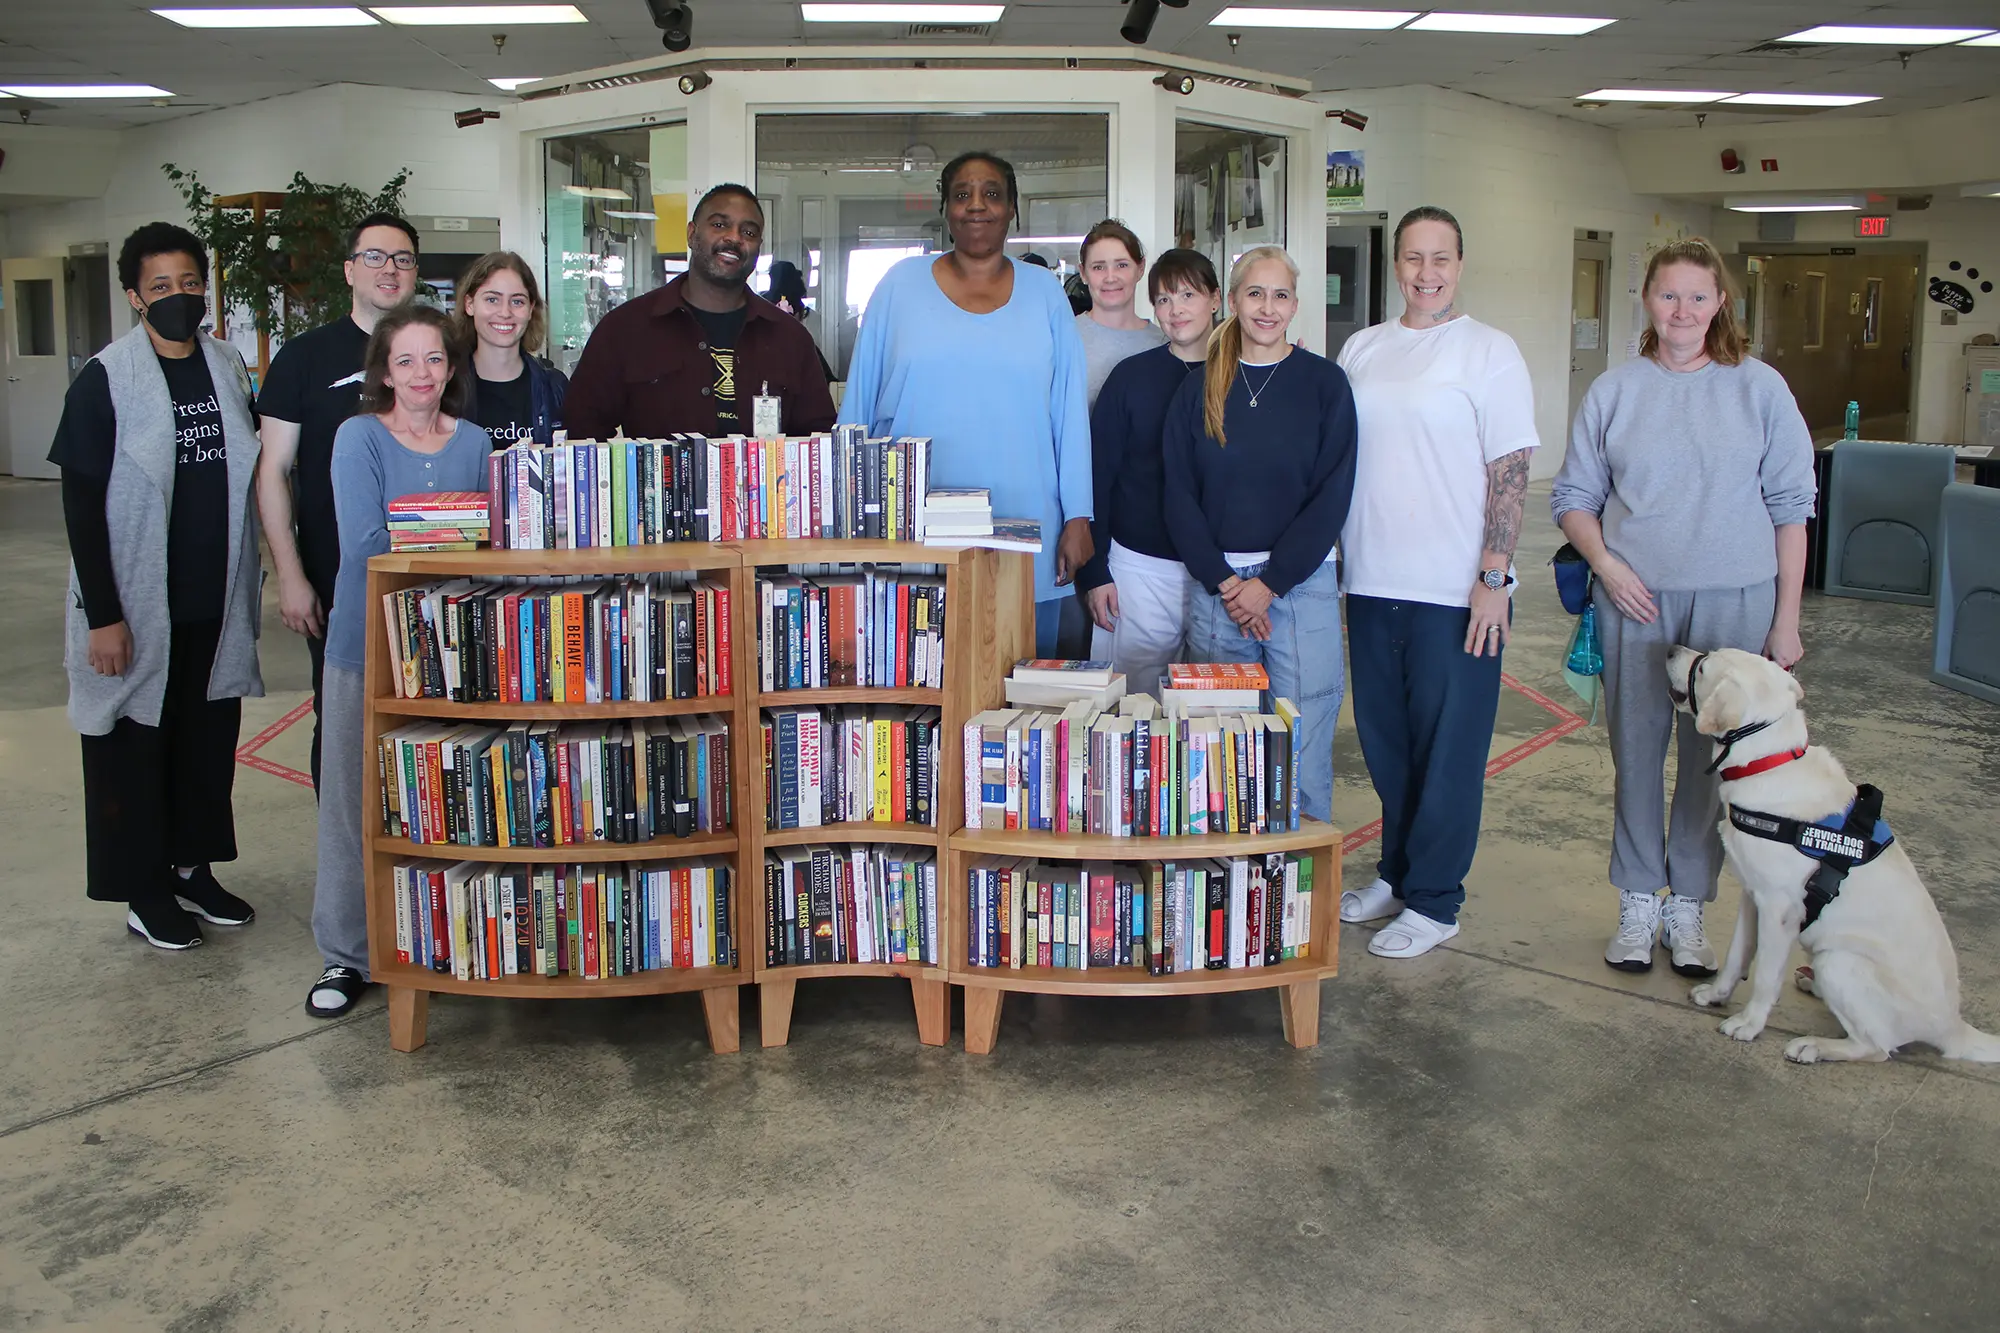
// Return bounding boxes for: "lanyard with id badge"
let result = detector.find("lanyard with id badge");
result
[751,381,782,437]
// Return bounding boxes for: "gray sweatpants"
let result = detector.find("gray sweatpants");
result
[311,663,370,974]
[1596,580,1775,902]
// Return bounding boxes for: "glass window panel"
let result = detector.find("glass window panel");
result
[543,121,687,372]
[755,112,1110,379]
[1174,121,1288,286]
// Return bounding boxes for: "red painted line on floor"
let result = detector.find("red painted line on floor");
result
[235,696,316,789]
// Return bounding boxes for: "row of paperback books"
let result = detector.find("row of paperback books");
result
[763,845,940,968]
[960,694,1301,837]
[382,576,732,704]
[762,706,939,830]
[391,858,734,980]
[484,426,932,549]
[378,717,730,848]
[388,491,490,551]
[757,566,946,691]
[965,854,1315,973]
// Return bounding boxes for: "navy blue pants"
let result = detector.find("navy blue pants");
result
[1346,595,1504,925]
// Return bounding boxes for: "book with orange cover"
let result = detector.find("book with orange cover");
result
[1168,662,1271,690]
[562,591,587,702]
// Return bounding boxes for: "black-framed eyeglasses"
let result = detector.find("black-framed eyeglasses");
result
[352,248,418,271]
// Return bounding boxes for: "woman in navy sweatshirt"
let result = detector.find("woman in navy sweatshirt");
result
[1162,246,1357,824]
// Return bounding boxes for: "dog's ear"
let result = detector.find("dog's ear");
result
[1786,671,1805,704]
[1694,672,1749,737]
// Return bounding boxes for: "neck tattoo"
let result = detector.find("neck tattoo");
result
[1424,304,1455,324]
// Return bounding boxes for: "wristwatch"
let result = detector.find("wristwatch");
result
[1480,568,1517,591]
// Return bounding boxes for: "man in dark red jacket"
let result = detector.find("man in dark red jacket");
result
[564,183,836,439]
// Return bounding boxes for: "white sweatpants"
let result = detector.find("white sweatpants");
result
[1088,541,1192,700]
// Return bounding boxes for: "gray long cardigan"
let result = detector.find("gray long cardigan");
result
[64,323,265,736]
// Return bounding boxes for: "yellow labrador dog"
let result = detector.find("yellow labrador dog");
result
[1665,646,1999,1065]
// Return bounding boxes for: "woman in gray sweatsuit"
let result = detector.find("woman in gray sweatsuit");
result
[1551,237,1814,979]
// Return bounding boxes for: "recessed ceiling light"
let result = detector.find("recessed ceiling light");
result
[562,185,631,200]
[1720,92,1880,107]
[1209,7,1418,30]
[1577,88,1733,102]
[488,76,542,90]
[1958,182,2000,198]
[1779,25,1994,46]
[800,4,1005,20]
[371,5,587,24]
[0,84,176,98]
[154,7,378,26]
[1408,13,1614,35]
[1725,196,1865,213]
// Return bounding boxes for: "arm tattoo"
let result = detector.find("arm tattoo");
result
[1482,447,1532,560]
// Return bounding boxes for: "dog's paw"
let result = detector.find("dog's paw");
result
[1784,1037,1821,1064]
[1720,1012,1765,1042]
[1690,982,1731,1008]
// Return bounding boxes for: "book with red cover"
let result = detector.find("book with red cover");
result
[1168,662,1271,690]
[1087,871,1116,967]
[389,490,489,518]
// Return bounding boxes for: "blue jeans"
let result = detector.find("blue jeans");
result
[1183,560,1342,823]
[1345,595,1504,926]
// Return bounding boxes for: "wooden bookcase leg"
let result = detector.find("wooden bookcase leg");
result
[1278,979,1321,1049]
[388,985,428,1053]
[701,986,742,1054]
[758,980,797,1048]
[962,986,1004,1054]
[911,977,949,1046]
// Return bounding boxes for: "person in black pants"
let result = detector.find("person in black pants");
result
[50,222,265,949]
[255,211,419,790]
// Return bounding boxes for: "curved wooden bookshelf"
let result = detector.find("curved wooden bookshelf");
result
[759,686,943,708]
[371,831,739,863]
[761,821,939,848]
[371,695,732,721]
[949,822,1337,861]
[372,959,743,999]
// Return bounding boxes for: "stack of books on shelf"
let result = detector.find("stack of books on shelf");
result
[390,857,734,980]
[762,706,940,828]
[916,488,991,539]
[380,576,731,703]
[388,492,490,551]
[484,424,934,548]
[1159,662,1269,711]
[964,853,1315,973]
[757,566,946,690]
[1003,658,1127,709]
[762,845,941,967]
[924,516,1042,553]
[378,718,730,847]
[961,691,1301,835]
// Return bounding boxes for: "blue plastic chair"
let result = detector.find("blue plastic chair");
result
[1931,483,2000,706]
[1822,440,1956,606]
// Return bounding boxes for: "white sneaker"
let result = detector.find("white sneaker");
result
[1604,890,1662,972]
[1660,894,1719,977]
[1340,877,1399,923]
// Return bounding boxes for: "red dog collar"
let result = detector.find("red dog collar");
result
[1720,747,1807,781]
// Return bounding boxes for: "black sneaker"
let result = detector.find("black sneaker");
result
[128,897,204,950]
[174,865,255,926]
[305,965,369,1018]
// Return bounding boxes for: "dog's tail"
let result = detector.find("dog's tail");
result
[1940,1022,2000,1063]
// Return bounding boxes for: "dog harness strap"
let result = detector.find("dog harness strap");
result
[1727,784,1895,928]
[1719,746,1808,781]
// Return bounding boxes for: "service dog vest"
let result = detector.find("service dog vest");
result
[1727,784,1895,927]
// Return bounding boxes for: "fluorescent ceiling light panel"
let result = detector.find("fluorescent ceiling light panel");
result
[1209,8,1419,30]
[1959,182,2000,198]
[1408,12,1614,35]
[603,210,658,219]
[801,4,1005,20]
[0,84,175,97]
[154,7,378,26]
[488,76,541,89]
[1720,92,1880,107]
[371,5,587,24]
[1577,88,1733,102]
[1725,197,1864,213]
[1961,34,2000,47]
[561,185,631,200]
[1779,25,1994,46]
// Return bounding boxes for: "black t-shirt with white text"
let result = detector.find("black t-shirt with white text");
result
[689,304,747,435]
[471,368,535,448]
[258,316,369,602]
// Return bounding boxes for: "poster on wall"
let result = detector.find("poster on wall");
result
[1326,150,1365,212]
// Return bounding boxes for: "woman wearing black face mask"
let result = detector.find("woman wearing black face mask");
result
[48,221,265,950]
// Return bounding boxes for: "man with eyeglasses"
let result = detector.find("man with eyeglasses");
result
[255,212,419,792]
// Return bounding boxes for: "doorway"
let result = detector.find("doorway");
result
[3,255,74,479]
[1568,232,1611,430]
[1751,249,1921,440]
[1325,214,1383,358]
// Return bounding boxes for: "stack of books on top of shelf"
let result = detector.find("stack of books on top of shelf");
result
[388,492,490,551]
[762,705,940,829]
[757,566,946,690]
[964,852,1315,973]
[378,717,730,848]
[1004,658,1127,709]
[1159,662,1269,711]
[485,424,934,549]
[762,844,940,967]
[919,488,992,538]
[391,857,733,980]
[381,575,730,703]
[961,691,1302,836]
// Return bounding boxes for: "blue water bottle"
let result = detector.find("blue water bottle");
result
[1567,602,1604,677]
[1843,400,1860,440]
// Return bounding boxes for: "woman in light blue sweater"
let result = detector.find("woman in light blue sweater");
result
[306,304,492,1018]
[1552,238,1815,979]
[840,151,1094,655]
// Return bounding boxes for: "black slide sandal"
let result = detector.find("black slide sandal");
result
[305,965,369,1018]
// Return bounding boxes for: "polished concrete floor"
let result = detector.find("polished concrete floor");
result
[2,474,1996,1332]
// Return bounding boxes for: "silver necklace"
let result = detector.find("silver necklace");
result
[1238,360,1281,408]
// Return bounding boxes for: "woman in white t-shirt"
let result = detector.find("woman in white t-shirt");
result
[1334,206,1540,959]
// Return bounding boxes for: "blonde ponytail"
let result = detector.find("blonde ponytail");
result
[1203,314,1243,446]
